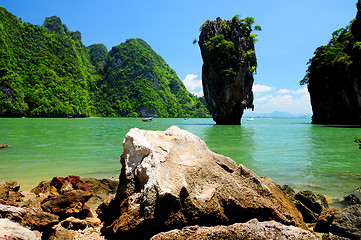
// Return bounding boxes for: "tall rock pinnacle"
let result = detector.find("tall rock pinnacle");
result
[198,17,258,125]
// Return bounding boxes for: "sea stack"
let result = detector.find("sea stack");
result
[302,0,361,124]
[198,17,258,125]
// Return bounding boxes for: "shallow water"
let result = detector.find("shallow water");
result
[0,117,360,203]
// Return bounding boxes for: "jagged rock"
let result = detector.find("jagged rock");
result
[0,180,23,206]
[340,194,361,206]
[31,181,58,196]
[61,217,87,230]
[100,126,306,239]
[32,176,117,214]
[315,204,361,239]
[294,190,328,223]
[355,187,361,194]
[321,233,351,240]
[0,180,20,199]
[295,190,328,214]
[198,17,256,125]
[0,203,59,231]
[48,228,74,240]
[41,190,92,219]
[0,144,9,148]
[151,218,317,240]
[79,178,118,212]
[278,184,296,201]
[0,218,39,240]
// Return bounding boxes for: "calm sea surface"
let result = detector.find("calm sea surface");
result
[0,117,360,203]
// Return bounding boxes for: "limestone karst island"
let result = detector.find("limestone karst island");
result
[1,1,361,240]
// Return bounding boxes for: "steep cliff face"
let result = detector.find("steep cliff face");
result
[302,0,361,124]
[0,8,96,117]
[96,38,210,117]
[199,17,258,125]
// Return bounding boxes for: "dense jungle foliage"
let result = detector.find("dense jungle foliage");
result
[0,7,97,117]
[95,39,209,117]
[301,23,361,87]
[0,7,209,118]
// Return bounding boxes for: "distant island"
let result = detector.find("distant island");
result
[0,7,209,118]
[244,111,312,118]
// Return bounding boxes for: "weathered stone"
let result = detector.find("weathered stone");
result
[41,190,92,219]
[198,17,256,125]
[321,232,351,240]
[100,126,306,239]
[278,184,296,201]
[61,217,87,230]
[340,194,361,206]
[79,178,118,213]
[314,208,339,233]
[31,181,58,196]
[355,187,361,194]
[295,190,328,214]
[0,218,39,240]
[0,180,20,201]
[48,228,74,240]
[151,218,317,240]
[294,200,320,223]
[294,190,328,223]
[0,203,59,231]
[32,176,117,216]
[0,144,9,148]
[315,204,361,239]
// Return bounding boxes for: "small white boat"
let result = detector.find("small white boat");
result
[142,117,153,122]
[246,118,255,121]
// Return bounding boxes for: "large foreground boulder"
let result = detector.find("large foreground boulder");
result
[0,218,39,240]
[100,126,306,239]
[151,218,317,240]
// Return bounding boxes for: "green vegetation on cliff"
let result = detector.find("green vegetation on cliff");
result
[94,39,209,117]
[0,7,209,118]
[300,26,356,86]
[0,8,97,117]
[300,1,361,124]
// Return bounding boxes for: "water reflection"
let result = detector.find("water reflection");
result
[201,124,256,167]
[303,123,361,200]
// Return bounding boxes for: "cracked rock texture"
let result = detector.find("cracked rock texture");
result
[100,126,306,239]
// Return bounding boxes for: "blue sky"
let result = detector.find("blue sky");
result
[1,0,358,114]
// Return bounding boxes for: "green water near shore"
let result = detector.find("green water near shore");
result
[0,117,360,203]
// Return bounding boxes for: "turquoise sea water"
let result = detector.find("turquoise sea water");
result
[0,117,360,204]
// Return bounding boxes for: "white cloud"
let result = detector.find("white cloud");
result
[277,89,291,94]
[182,74,202,91]
[253,84,273,93]
[251,86,311,115]
[183,74,204,97]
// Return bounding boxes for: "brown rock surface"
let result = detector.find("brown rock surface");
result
[100,126,306,239]
[315,204,361,239]
[41,190,92,219]
[0,203,59,231]
[151,218,317,240]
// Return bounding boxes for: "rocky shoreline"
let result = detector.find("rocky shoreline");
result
[1,126,360,239]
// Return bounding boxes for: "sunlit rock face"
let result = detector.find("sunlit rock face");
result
[100,126,306,239]
[198,17,257,125]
